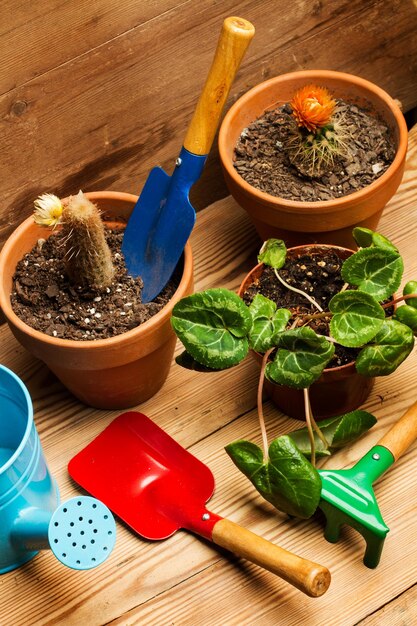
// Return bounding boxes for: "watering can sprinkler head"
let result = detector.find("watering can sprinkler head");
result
[10,496,116,571]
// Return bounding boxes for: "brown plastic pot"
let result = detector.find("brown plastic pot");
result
[219,70,408,249]
[238,244,374,420]
[0,191,193,410]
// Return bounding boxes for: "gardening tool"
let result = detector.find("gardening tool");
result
[0,364,116,573]
[69,411,331,597]
[122,17,255,303]
[319,400,417,568]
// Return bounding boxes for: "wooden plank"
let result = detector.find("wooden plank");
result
[0,1,180,95]
[357,584,417,625]
[0,125,416,625]
[1,0,417,249]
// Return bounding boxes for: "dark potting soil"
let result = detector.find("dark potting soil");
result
[243,248,359,368]
[11,229,180,341]
[234,99,396,202]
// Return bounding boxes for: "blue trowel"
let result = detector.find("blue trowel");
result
[122,16,255,302]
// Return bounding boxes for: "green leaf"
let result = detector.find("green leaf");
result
[341,247,403,301]
[394,305,417,334]
[352,227,374,248]
[352,227,399,253]
[403,281,417,309]
[356,319,415,375]
[265,327,334,389]
[329,291,385,347]
[225,436,321,518]
[288,410,377,458]
[258,239,287,269]
[171,288,252,369]
[248,294,291,352]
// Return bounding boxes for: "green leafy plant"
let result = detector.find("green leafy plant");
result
[171,228,417,518]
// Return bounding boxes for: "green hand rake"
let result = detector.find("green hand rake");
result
[318,400,417,568]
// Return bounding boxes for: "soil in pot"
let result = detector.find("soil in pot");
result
[10,228,180,341]
[242,247,360,369]
[234,99,396,203]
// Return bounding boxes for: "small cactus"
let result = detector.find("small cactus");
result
[287,85,351,178]
[61,191,115,290]
[33,190,115,291]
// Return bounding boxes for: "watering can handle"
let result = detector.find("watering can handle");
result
[212,518,331,597]
[183,16,255,156]
[378,400,417,461]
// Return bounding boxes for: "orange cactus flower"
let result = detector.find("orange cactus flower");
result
[291,85,336,133]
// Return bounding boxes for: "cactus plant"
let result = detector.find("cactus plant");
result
[34,190,115,291]
[287,85,351,177]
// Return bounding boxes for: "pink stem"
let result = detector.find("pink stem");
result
[258,348,274,461]
[382,293,416,308]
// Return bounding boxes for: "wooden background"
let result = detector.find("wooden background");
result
[1,0,417,251]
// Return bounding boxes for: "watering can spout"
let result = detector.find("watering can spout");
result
[11,508,52,551]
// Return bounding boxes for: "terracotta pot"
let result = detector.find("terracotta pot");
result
[0,191,193,409]
[219,70,408,249]
[238,244,374,420]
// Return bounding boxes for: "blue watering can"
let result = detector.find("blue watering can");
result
[0,365,116,573]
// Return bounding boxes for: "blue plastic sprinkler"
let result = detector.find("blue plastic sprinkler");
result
[0,365,116,574]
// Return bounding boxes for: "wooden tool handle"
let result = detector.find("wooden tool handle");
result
[378,400,417,460]
[183,16,255,156]
[212,518,331,597]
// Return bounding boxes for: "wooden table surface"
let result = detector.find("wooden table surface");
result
[1,126,417,626]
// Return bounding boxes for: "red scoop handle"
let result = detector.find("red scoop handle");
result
[188,507,330,598]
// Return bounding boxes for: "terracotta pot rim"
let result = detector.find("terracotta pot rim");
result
[237,242,357,375]
[0,191,193,351]
[219,69,408,213]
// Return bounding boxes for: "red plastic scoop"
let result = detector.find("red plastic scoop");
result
[68,412,330,597]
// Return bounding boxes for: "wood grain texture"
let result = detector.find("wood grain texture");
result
[357,584,417,625]
[1,0,417,250]
[0,125,416,625]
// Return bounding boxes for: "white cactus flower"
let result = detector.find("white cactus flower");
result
[33,193,63,228]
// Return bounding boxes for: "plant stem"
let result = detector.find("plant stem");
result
[258,347,274,461]
[303,388,316,466]
[274,269,323,312]
[382,293,416,308]
[307,396,330,450]
[297,311,330,322]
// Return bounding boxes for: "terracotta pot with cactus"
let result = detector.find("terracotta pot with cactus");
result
[219,70,408,248]
[0,191,193,409]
